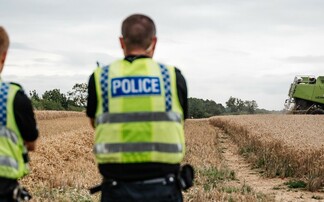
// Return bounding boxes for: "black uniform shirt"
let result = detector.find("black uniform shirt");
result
[14,89,39,142]
[86,56,188,180]
[0,86,38,192]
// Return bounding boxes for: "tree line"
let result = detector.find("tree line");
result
[29,83,271,117]
[29,83,87,111]
[188,97,271,118]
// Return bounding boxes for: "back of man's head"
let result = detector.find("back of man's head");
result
[0,27,9,54]
[121,14,156,51]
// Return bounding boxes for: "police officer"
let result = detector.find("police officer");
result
[0,27,38,201]
[87,14,188,201]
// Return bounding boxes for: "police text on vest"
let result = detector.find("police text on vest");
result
[111,77,161,97]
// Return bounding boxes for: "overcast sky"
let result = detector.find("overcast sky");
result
[1,0,324,110]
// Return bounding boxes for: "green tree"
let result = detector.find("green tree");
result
[29,90,40,101]
[188,98,205,118]
[29,90,43,110]
[203,99,225,116]
[189,97,225,118]
[42,89,68,110]
[226,96,259,114]
[244,100,258,114]
[41,99,64,110]
[236,98,245,113]
[67,83,88,107]
[226,96,238,113]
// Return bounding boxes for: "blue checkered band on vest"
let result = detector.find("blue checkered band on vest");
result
[100,66,110,113]
[159,64,172,111]
[0,83,9,126]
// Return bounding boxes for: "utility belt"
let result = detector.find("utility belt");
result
[90,164,194,194]
[0,184,32,202]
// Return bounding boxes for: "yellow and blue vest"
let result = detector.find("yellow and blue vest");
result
[0,82,29,179]
[93,58,185,164]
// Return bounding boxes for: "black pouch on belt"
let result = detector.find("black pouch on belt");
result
[13,185,32,201]
[178,164,194,191]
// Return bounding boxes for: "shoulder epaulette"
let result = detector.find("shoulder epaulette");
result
[9,82,22,89]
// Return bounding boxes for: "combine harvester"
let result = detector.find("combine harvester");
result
[285,75,324,114]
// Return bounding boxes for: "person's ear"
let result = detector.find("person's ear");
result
[151,37,157,52]
[119,37,125,50]
[153,36,157,44]
[0,51,7,64]
[0,51,7,73]
[119,37,127,55]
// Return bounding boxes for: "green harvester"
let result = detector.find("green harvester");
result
[285,76,324,114]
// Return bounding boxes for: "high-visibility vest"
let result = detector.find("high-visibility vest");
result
[0,82,29,179]
[93,58,185,164]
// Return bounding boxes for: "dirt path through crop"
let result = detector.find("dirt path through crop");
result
[216,125,324,202]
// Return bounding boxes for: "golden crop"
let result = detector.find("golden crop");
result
[21,112,101,201]
[182,119,272,201]
[22,112,324,200]
[210,114,324,191]
[35,111,84,120]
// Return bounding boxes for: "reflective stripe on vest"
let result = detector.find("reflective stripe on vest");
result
[0,156,18,170]
[0,126,18,144]
[95,142,182,154]
[96,111,182,124]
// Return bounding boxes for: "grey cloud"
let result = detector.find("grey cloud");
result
[2,0,324,111]
[33,58,53,63]
[3,0,324,35]
[4,74,90,95]
[188,73,293,110]
[217,74,290,95]
[10,42,34,50]
[10,42,53,57]
[8,46,116,72]
[10,41,116,65]
[214,49,250,56]
[156,0,324,34]
[280,55,324,64]
[50,51,117,72]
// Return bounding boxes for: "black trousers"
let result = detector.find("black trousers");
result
[101,177,183,202]
[0,196,14,202]
[0,179,17,202]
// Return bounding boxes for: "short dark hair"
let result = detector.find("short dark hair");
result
[121,14,156,50]
[0,27,9,54]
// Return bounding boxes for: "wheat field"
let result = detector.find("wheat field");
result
[21,111,101,201]
[210,115,324,191]
[18,112,324,201]
[182,119,272,202]
[210,114,324,149]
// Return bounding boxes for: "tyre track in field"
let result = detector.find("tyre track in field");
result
[216,125,324,202]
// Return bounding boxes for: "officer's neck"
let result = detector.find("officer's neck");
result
[124,48,154,58]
